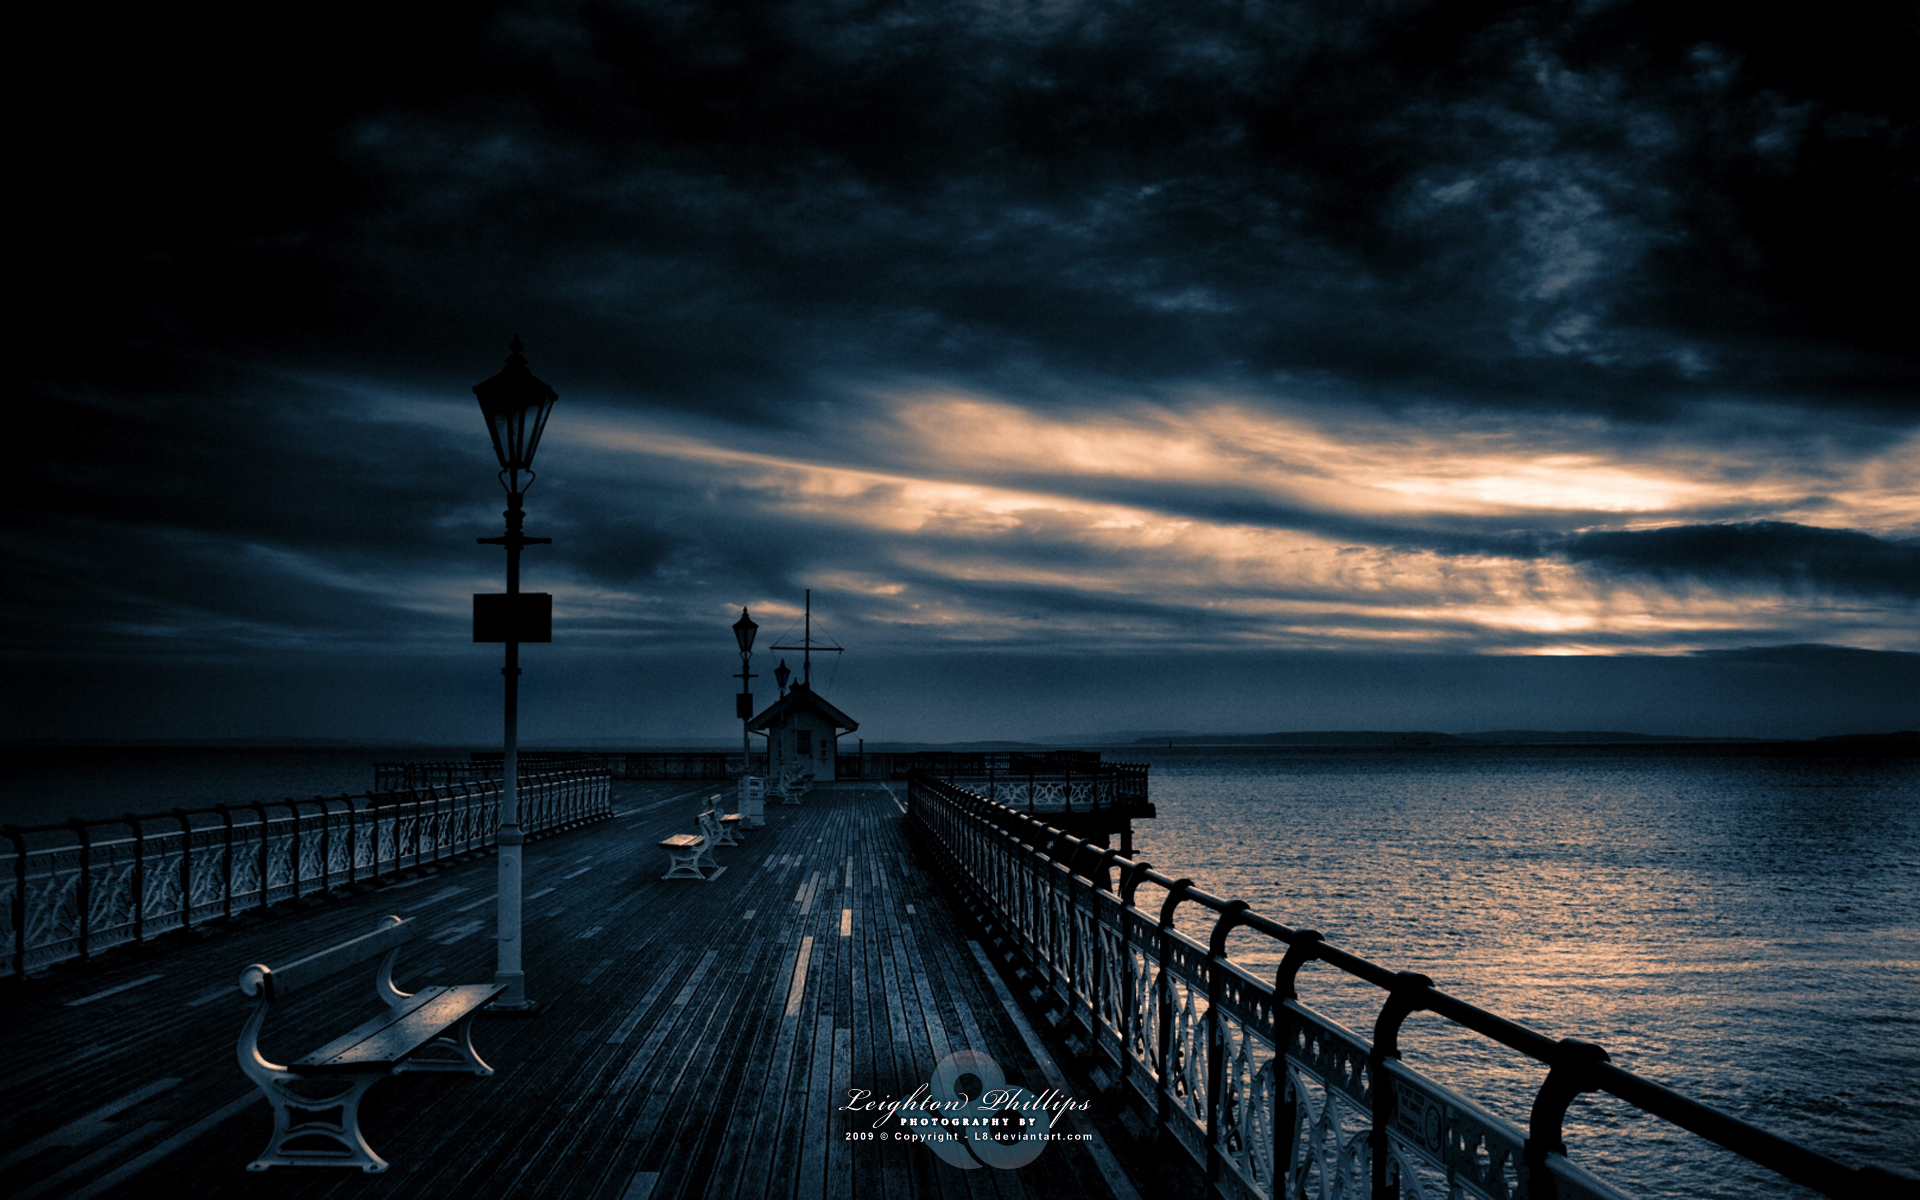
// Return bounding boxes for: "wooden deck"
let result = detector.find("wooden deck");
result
[1,781,1192,1200]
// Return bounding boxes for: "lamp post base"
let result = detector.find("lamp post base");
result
[484,996,545,1016]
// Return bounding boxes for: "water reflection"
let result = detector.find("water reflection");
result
[1126,745,1920,1194]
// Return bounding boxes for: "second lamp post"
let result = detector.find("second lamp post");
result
[733,608,758,775]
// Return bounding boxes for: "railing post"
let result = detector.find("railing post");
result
[125,814,146,945]
[1273,930,1324,1193]
[70,819,92,962]
[365,794,380,881]
[7,825,27,978]
[1524,1038,1610,1200]
[387,790,403,871]
[403,788,420,868]
[1206,899,1252,1186]
[1369,971,1433,1200]
[1156,878,1195,1139]
[1115,859,1153,1095]
[252,801,270,912]
[216,804,234,922]
[288,801,303,902]
[318,797,333,892]
[173,809,193,932]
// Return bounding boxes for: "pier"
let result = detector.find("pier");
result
[1,779,1178,1200]
[2,775,1907,1199]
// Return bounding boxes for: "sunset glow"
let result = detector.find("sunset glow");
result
[519,393,1920,660]
[18,0,1916,742]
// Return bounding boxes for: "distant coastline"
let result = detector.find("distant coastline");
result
[1127,729,1920,748]
[6,729,1916,752]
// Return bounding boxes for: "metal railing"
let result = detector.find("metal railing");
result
[373,754,602,790]
[979,758,1151,813]
[2,768,611,979]
[857,752,1151,811]
[905,771,1906,1200]
[374,753,735,789]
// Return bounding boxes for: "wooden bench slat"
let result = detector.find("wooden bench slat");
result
[294,984,506,1071]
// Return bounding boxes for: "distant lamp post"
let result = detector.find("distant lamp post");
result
[774,659,791,696]
[733,609,758,775]
[473,335,557,1013]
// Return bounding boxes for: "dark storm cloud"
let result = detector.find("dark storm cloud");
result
[1562,521,1920,599]
[14,1,1916,740]
[30,2,1914,423]
[402,0,1917,414]
[27,367,486,559]
[10,363,504,656]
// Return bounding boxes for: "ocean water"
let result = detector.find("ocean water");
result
[1122,744,1920,1197]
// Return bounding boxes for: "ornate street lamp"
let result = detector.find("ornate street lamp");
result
[774,659,791,696]
[733,608,758,775]
[473,335,557,1013]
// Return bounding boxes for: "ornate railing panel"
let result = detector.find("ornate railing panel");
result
[374,753,734,789]
[904,771,1905,1200]
[3,768,610,979]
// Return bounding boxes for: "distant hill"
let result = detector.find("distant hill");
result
[1138,731,1465,747]
[1816,730,1920,743]
[1456,730,1716,744]
[1129,729,1919,748]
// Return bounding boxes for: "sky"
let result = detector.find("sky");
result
[14,1,1918,745]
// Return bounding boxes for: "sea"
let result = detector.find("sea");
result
[1124,744,1920,1198]
[4,741,1915,1196]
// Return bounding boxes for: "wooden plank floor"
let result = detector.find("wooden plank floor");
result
[0,781,1156,1200]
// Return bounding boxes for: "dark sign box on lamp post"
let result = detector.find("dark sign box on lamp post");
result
[473,592,553,643]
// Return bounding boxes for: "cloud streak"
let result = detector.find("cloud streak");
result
[14,0,1917,739]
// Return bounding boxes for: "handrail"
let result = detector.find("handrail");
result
[0,767,612,980]
[374,753,736,789]
[903,770,1909,1199]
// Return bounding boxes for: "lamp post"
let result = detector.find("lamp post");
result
[733,609,758,776]
[473,336,557,1013]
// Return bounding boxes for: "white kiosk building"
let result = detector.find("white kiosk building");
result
[747,681,857,781]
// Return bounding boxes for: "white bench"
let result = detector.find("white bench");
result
[702,800,745,846]
[779,771,812,804]
[236,915,503,1173]
[659,831,722,881]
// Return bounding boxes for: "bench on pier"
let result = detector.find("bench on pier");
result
[779,771,813,804]
[235,915,503,1174]
[659,827,723,881]
[701,800,745,846]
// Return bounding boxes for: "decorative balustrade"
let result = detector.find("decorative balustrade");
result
[862,752,1150,811]
[905,771,1904,1200]
[2,767,611,980]
[374,753,735,789]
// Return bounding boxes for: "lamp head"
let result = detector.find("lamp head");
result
[732,608,759,654]
[473,335,558,482]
